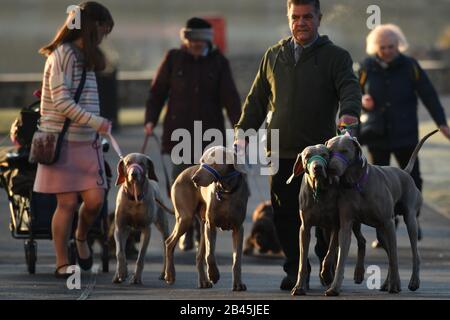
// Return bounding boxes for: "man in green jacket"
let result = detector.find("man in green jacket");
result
[235,0,361,290]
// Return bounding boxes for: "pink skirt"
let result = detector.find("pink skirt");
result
[33,139,107,193]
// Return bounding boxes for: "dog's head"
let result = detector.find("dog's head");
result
[191,146,247,187]
[286,144,330,185]
[115,153,158,187]
[325,133,363,178]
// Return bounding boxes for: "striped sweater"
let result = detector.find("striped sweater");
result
[39,43,104,141]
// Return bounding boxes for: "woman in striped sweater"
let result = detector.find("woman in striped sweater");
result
[34,1,114,278]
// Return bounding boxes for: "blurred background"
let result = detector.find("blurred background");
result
[0,0,449,214]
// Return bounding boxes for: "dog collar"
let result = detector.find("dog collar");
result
[341,164,369,193]
[201,163,241,182]
[214,174,243,201]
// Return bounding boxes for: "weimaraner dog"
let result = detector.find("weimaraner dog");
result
[325,130,438,296]
[112,153,170,285]
[164,146,249,291]
[286,144,366,296]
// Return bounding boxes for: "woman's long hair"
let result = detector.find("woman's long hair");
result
[39,1,114,71]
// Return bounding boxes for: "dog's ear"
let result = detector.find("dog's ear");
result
[286,152,304,184]
[115,159,126,186]
[145,156,158,182]
[351,137,362,160]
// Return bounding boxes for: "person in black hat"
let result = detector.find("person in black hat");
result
[144,17,242,251]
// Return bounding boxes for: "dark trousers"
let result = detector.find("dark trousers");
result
[269,159,328,277]
[367,146,422,191]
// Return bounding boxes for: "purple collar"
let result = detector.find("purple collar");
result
[342,164,369,192]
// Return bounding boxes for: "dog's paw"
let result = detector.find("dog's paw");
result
[112,273,127,284]
[325,287,340,296]
[388,280,402,294]
[130,274,143,285]
[380,279,389,292]
[232,282,247,292]
[320,270,334,287]
[164,272,175,285]
[291,286,306,296]
[198,280,213,289]
[354,267,365,284]
[408,277,420,291]
[207,266,220,284]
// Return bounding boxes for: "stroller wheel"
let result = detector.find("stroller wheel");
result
[24,240,37,274]
[68,241,77,266]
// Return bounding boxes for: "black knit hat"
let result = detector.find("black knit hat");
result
[180,17,213,42]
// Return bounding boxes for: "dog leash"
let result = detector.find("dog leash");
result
[106,132,124,159]
[141,133,172,199]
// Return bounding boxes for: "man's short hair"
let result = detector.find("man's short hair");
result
[287,0,321,13]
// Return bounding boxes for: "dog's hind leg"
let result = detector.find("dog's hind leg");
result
[352,222,366,284]
[196,222,211,289]
[112,226,130,284]
[404,202,421,291]
[383,219,401,293]
[164,215,192,284]
[130,226,150,285]
[205,220,220,284]
[231,225,246,291]
[155,208,170,280]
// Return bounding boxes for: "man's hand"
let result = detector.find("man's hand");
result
[439,124,450,141]
[144,122,154,136]
[233,137,246,156]
[337,114,359,136]
[362,94,375,111]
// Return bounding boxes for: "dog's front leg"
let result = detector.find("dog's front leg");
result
[204,220,220,284]
[112,226,129,283]
[130,226,151,285]
[231,225,246,291]
[292,221,311,296]
[325,220,353,296]
[352,222,366,284]
[196,222,211,288]
[320,228,338,287]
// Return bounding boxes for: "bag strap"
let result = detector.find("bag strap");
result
[59,67,87,141]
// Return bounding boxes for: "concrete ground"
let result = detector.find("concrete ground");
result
[0,124,450,300]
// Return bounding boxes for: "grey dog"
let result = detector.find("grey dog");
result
[112,153,170,285]
[324,130,438,296]
[164,146,249,291]
[286,144,366,296]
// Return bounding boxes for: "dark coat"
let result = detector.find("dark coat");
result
[236,36,362,158]
[359,54,447,149]
[145,47,241,158]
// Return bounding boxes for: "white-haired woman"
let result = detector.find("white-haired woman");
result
[358,24,449,247]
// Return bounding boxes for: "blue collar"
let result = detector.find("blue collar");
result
[200,163,241,182]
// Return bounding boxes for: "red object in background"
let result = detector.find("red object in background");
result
[203,16,227,54]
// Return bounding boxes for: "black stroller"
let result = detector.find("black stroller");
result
[0,100,111,274]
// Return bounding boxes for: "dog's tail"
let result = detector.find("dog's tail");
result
[404,129,438,174]
[155,198,175,215]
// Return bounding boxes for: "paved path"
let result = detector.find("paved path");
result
[0,126,450,300]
